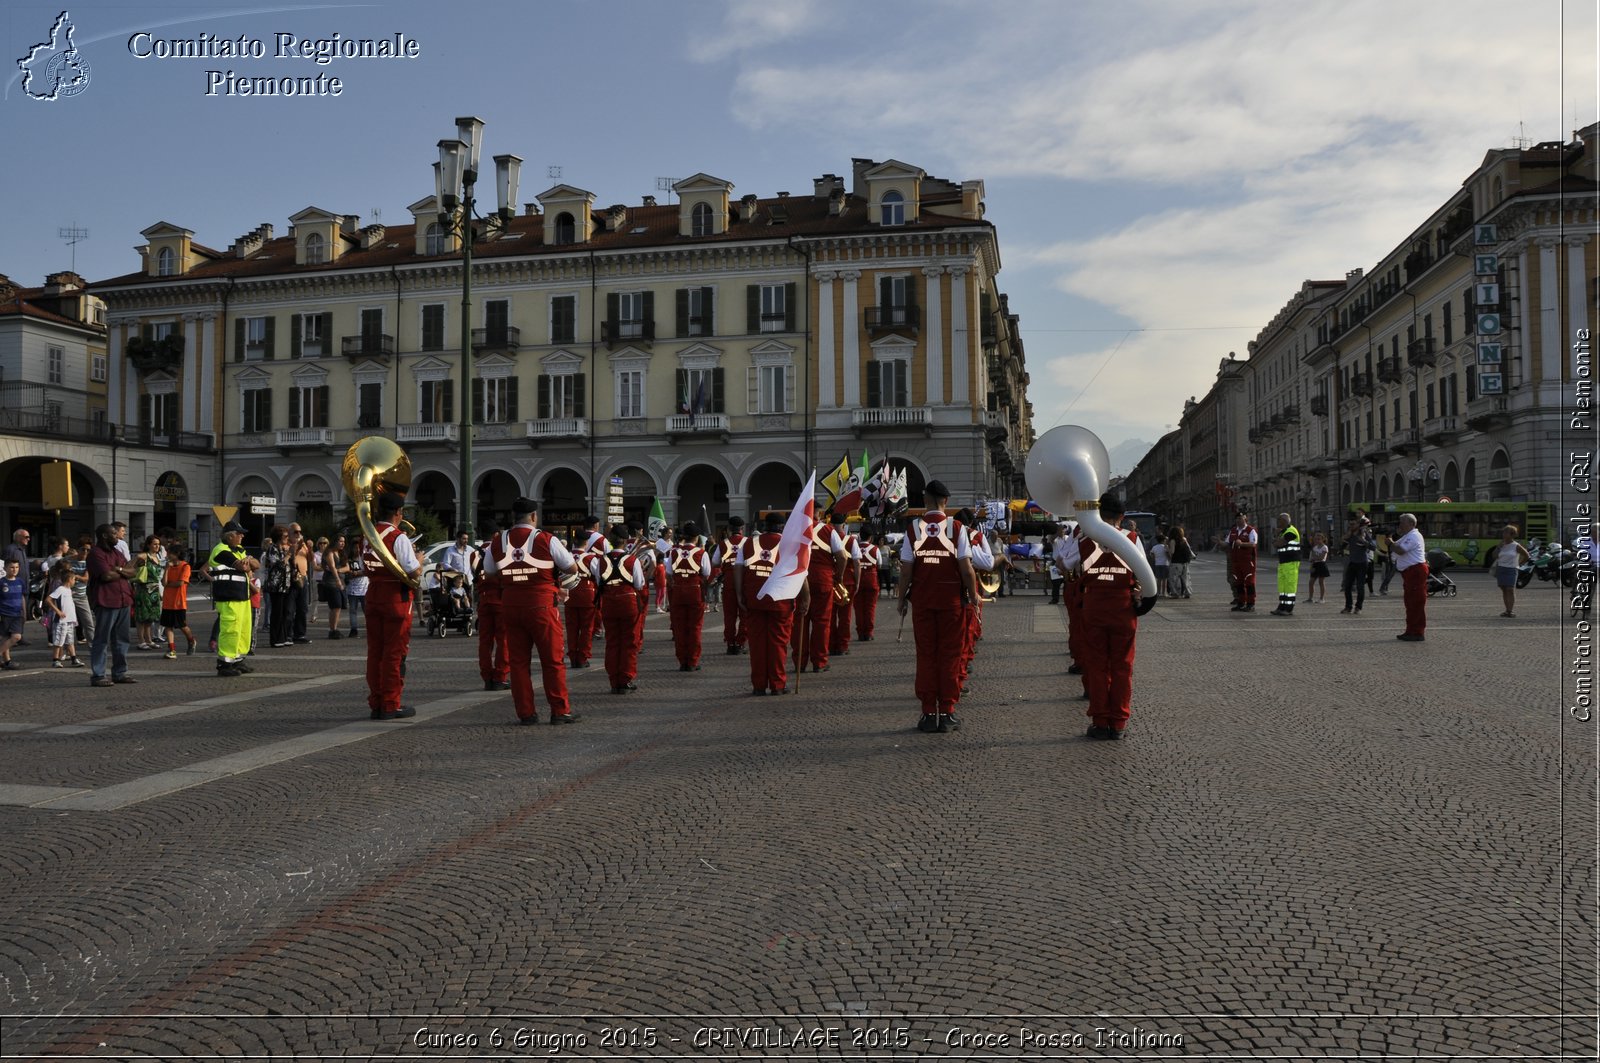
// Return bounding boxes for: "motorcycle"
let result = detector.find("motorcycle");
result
[1530,540,1565,583]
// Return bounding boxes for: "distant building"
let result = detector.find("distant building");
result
[1124,122,1598,544]
[91,158,1033,540]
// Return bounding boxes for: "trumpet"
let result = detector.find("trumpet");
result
[341,436,421,589]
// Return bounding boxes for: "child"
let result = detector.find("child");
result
[0,558,26,669]
[1308,532,1330,603]
[161,545,197,658]
[46,563,82,667]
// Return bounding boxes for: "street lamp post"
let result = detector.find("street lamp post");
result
[435,116,521,541]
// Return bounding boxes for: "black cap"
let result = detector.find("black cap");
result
[512,496,538,516]
[584,514,601,527]
[221,520,246,534]
[609,524,629,542]
[680,522,699,539]
[375,492,406,517]
[828,508,846,524]
[1099,492,1124,518]
[727,515,745,529]
[763,512,786,532]
[925,479,950,501]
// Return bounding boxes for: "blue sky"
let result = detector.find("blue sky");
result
[4,0,1596,467]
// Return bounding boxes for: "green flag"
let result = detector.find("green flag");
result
[646,498,667,541]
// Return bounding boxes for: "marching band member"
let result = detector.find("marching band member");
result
[960,509,995,689]
[1053,521,1086,691]
[628,524,654,651]
[666,522,712,671]
[854,532,882,641]
[896,480,978,733]
[793,508,846,672]
[594,525,646,693]
[363,492,421,720]
[827,510,861,657]
[734,511,809,696]
[1227,510,1260,612]
[475,519,510,691]
[483,497,579,725]
[1078,494,1146,740]
[564,515,606,669]
[717,516,749,655]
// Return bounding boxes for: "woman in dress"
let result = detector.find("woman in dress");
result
[261,525,294,647]
[321,533,350,639]
[133,534,165,648]
[1308,532,1330,603]
[1492,524,1532,617]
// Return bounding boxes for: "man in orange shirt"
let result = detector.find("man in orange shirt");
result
[160,545,197,658]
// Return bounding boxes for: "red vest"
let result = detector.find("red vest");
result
[717,535,745,570]
[595,550,639,593]
[1227,523,1258,567]
[740,533,785,610]
[669,545,707,580]
[362,524,409,591]
[908,513,965,608]
[491,525,558,603]
[1081,527,1140,606]
[808,524,838,588]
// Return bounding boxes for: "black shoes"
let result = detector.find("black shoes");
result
[1067,664,1083,675]
[372,705,416,720]
[612,682,638,694]
[570,660,590,668]
[517,715,539,725]
[328,630,343,640]
[484,679,500,691]
[217,666,242,678]
[113,675,138,684]
[293,637,311,644]
[1397,633,1425,642]
[1230,603,1244,611]
[90,677,114,687]
[918,713,960,733]
[549,713,579,725]
[726,644,740,655]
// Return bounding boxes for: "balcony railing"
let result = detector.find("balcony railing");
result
[1423,415,1460,442]
[981,410,1007,440]
[1377,356,1402,383]
[1406,337,1437,367]
[525,417,589,441]
[471,326,521,352]
[1466,395,1508,429]
[275,427,335,448]
[1309,394,1329,416]
[395,422,460,443]
[665,413,731,436]
[1351,371,1374,396]
[1361,438,1389,463]
[865,305,921,333]
[342,334,395,358]
[126,334,185,375]
[851,406,933,429]
[1389,432,1418,456]
[1247,428,1262,443]
[601,320,655,346]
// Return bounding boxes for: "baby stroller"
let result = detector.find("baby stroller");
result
[425,567,476,637]
[1425,549,1457,597]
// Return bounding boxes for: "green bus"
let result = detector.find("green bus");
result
[1349,501,1555,567]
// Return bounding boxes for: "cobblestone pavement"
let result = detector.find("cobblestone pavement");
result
[0,557,1592,1059]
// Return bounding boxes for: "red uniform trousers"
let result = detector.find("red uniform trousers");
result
[829,585,853,655]
[721,578,746,648]
[854,570,879,639]
[668,579,706,667]
[911,603,965,713]
[634,585,649,648]
[746,604,794,693]
[794,572,834,669]
[958,600,981,685]
[1079,595,1137,730]
[602,587,641,687]
[1401,563,1428,637]
[1230,558,1257,606]
[364,582,413,713]
[503,591,569,722]
[476,584,509,685]
[565,579,597,665]
[653,563,667,609]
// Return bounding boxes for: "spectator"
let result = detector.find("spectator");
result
[1167,526,1194,598]
[1376,527,1396,595]
[0,557,25,669]
[86,523,137,686]
[161,545,197,657]
[262,526,294,648]
[1340,516,1374,614]
[68,535,94,642]
[45,562,81,667]
[1491,524,1532,618]
[133,534,165,649]
[1,528,31,573]
[1149,536,1170,598]
[345,533,368,638]
[1392,513,1428,642]
[1307,533,1330,603]
[321,533,350,639]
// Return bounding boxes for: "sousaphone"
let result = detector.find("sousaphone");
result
[1025,425,1158,616]
[341,435,422,589]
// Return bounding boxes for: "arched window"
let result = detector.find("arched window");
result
[691,202,713,237]
[554,212,576,245]
[1378,475,1390,501]
[1463,457,1477,489]
[304,232,325,265]
[156,247,176,276]
[880,190,904,226]
[425,223,446,255]
[1441,461,1459,497]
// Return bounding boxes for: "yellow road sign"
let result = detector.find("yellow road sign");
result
[211,505,239,526]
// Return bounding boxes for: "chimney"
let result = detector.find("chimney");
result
[605,204,628,231]
[360,224,386,249]
[233,230,264,258]
[960,180,984,220]
[523,203,539,216]
[255,223,274,241]
[0,273,15,302]
[828,188,845,216]
[642,195,656,207]
[813,174,843,199]
[738,194,758,222]
[45,271,84,293]
[851,158,875,198]
[1345,267,1364,281]
[342,214,360,236]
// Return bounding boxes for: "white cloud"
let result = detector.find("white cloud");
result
[688,0,832,63]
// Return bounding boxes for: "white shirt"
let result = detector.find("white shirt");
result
[372,524,420,576]
[1052,535,1080,572]
[1392,528,1426,570]
[898,514,971,562]
[1150,542,1169,566]
[480,524,577,575]
[969,532,995,571]
[441,543,477,586]
[1493,541,1524,568]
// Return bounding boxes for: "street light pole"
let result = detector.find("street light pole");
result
[435,117,519,542]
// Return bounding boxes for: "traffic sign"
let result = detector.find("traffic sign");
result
[190,518,200,532]
[211,505,239,526]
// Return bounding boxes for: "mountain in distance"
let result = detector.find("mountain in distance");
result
[1108,438,1152,478]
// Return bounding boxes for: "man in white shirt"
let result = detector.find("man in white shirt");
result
[1392,512,1428,642]
[441,529,477,590]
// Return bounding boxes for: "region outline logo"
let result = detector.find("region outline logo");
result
[17,10,91,101]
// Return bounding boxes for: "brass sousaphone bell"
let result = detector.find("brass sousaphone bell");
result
[341,436,422,589]
[1025,425,1158,616]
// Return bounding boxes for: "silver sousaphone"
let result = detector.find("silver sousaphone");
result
[1025,425,1159,616]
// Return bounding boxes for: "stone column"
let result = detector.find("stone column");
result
[1539,237,1561,383]
[923,265,944,406]
[726,493,752,525]
[840,270,862,407]
[107,319,126,427]
[198,313,216,439]
[1567,235,1591,375]
[181,313,199,433]
[816,270,837,409]
[947,263,970,406]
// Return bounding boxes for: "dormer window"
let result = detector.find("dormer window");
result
[554,212,575,245]
[303,232,326,265]
[880,190,905,226]
[425,223,446,255]
[156,247,176,276]
[691,202,713,237]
